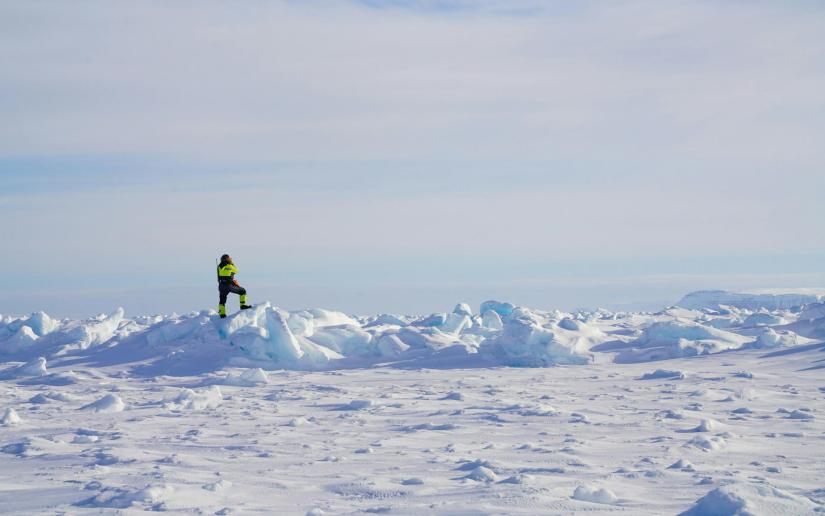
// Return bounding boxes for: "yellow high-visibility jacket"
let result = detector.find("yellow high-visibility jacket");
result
[217,263,238,283]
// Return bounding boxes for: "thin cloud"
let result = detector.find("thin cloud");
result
[1,0,824,315]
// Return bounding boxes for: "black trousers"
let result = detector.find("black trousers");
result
[219,282,246,305]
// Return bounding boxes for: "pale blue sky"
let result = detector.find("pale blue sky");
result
[1,0,824,317]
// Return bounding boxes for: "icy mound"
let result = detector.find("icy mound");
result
[2,291,811,374]
[616,320,751,363]
[0,308,124,356]
[798,302,825,321]
[572,485,619,505]
[479,308,596,366]
[480,300,515,318]
[745,328,803,349]
[287,308,359,336]
[678,289,824,311]
[16,357,48,376]
[741,312,787,327]
[3,311,59,338]
[679,482,818,515]
[699,316,742,329]
[4,301,600,372]
[791,321,825,341]
[81,394,125,413]
[223,368,269,386]
[363,314,409,327]
[639,369,685,380]
[0,356,48,379]
[1,408,21,426]
[220,304,336,366]
[78,484,172,510]
[221,302,598,369]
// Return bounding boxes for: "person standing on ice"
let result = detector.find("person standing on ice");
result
[217,254,252,318]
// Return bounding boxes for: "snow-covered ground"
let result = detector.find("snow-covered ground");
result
[1,290,824,514]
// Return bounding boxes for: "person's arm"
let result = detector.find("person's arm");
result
[230,264,240,286]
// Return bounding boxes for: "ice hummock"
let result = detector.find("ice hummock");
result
[615,320,752,363]
[479,307,596,366]
[1,292,822,374]
[0,301,601,372]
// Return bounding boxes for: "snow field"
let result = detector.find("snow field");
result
[0,345,824,514]
[0,290,824,513]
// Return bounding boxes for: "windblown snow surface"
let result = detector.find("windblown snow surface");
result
[1,291,824,514]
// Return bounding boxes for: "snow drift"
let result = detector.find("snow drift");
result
[679,482,818,515]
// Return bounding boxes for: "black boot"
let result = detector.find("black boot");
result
[219,314,227,319]
[240,305,252,310]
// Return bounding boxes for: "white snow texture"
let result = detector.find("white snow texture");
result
[1,289,824,514]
